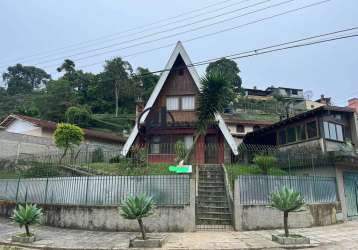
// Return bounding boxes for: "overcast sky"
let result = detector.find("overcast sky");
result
[0,0,357,106]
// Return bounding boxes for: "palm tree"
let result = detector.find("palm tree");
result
[183,72,233,163]
[119,194,155,240]
[11,204,43,237]
[268,186,305,237]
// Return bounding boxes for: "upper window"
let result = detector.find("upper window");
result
[287,127,296,143]
[166,97,179,111]
[306,121,318,139]
[324,121,344,142]
[236,125,245,133]
[182,96,195,110]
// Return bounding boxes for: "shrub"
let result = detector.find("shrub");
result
[268,187,305,237]
[22,163,61,178]
[11,204,43,237]
[253,155,278,175]
[54,123,84,163]
[91,148,104,163]
[119,194,155,240]
[65,106,92,127]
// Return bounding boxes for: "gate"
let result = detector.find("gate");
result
[343,172,358,218]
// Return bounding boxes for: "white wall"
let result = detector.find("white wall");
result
[6,119,42,136]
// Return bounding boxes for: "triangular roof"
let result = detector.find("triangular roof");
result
[122,41,238,155]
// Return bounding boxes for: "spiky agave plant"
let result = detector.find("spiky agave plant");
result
[11,204,43,237]
[268,186,305,237]
[183,72,233,162]
[119,194,155,240]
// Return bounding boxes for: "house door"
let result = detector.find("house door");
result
[205,135,218,164]
[343,172,358,218]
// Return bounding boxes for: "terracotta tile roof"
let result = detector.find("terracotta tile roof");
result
[0,114,127,143]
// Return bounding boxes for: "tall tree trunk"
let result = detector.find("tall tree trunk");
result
[283,211,289,237]
[138,218,146,240]
[115,83,119,117]
[25,224,30,237]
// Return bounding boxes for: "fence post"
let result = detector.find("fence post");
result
[311,153,317,202]
[44,178,49,204]
[287,154,292,188]
[5,180,8,199]
[15,176,21,202]
[85,176,90,205]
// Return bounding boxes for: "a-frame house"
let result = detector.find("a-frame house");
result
[122,42,238,164]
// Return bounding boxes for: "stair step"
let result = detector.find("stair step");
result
[197,205,229,209]
[198,217,232,222]
[198,200,228,204]
[199,181,224,184]
[198,211,231,216]
[198,186,225,190]
[198,190,225,194]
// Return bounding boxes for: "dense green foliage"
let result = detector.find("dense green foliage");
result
[0,58,158,129]
[11,204,43,237]
[83,162,173,175]
[54,123,84,162]
[253,155,278,175]
[120,194,155,240]
[268,187,305,237]
[206,58,242,92]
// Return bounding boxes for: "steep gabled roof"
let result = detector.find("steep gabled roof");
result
[122,41,238,155]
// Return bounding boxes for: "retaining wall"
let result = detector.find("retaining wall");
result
[0,179,196,232]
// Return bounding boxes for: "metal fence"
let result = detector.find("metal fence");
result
[237,175,337,205]
[0,175,190,206]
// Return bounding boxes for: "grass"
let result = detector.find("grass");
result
[225,163,288,189]
[0,170,19,179]
[83,162,175,176]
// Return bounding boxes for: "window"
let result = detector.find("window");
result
[150,136,160,154]
[182,96,195,110]
[287,127,296,143]
[184,135,193,150]
[166,97,179,110]
[306,121,318,139]
[324,121,344,142]
[297,124,306,141]
[291,89,298,95]
[236,125,245,133]
[278,130,286,145]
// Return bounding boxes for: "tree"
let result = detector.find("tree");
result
[120,194,155,240]
[65,106,91,127]
[54,123,84,162]
[11,204,43,237]
[268,186,305,237]
[135,67,159,102]
[3,64,51,95]
[206,58,242,93]
[57,59,76,76]
[184,72,233,162]
[103,57,134,116]
[36,79,77,122]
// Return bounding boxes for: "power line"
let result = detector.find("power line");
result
[71,0,332,71]
[0,0,238,65]
[38,0,291,67]
[77,27,358,85]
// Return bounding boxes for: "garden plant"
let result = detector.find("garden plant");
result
[119,194,155,240]
[268,186,305,237]
[11,204,43,237]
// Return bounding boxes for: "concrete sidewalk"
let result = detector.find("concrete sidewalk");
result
[1,217,357,249]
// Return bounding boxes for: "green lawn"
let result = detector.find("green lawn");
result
[82,162,175,176]
[0,170,19,179]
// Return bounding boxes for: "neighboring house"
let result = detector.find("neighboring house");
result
[221,113,275,145]
[0,114,126,157]
[243,86,304,102]
[293,100,325,111]
[243,106,358,153]
[122,42,238,164]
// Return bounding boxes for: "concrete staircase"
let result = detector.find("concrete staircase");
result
[196,164,233,230]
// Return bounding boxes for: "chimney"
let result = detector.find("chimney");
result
[348,98,358,113]
[135,97,145,122]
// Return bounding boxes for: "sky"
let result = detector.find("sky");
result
[0,0,357,106]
